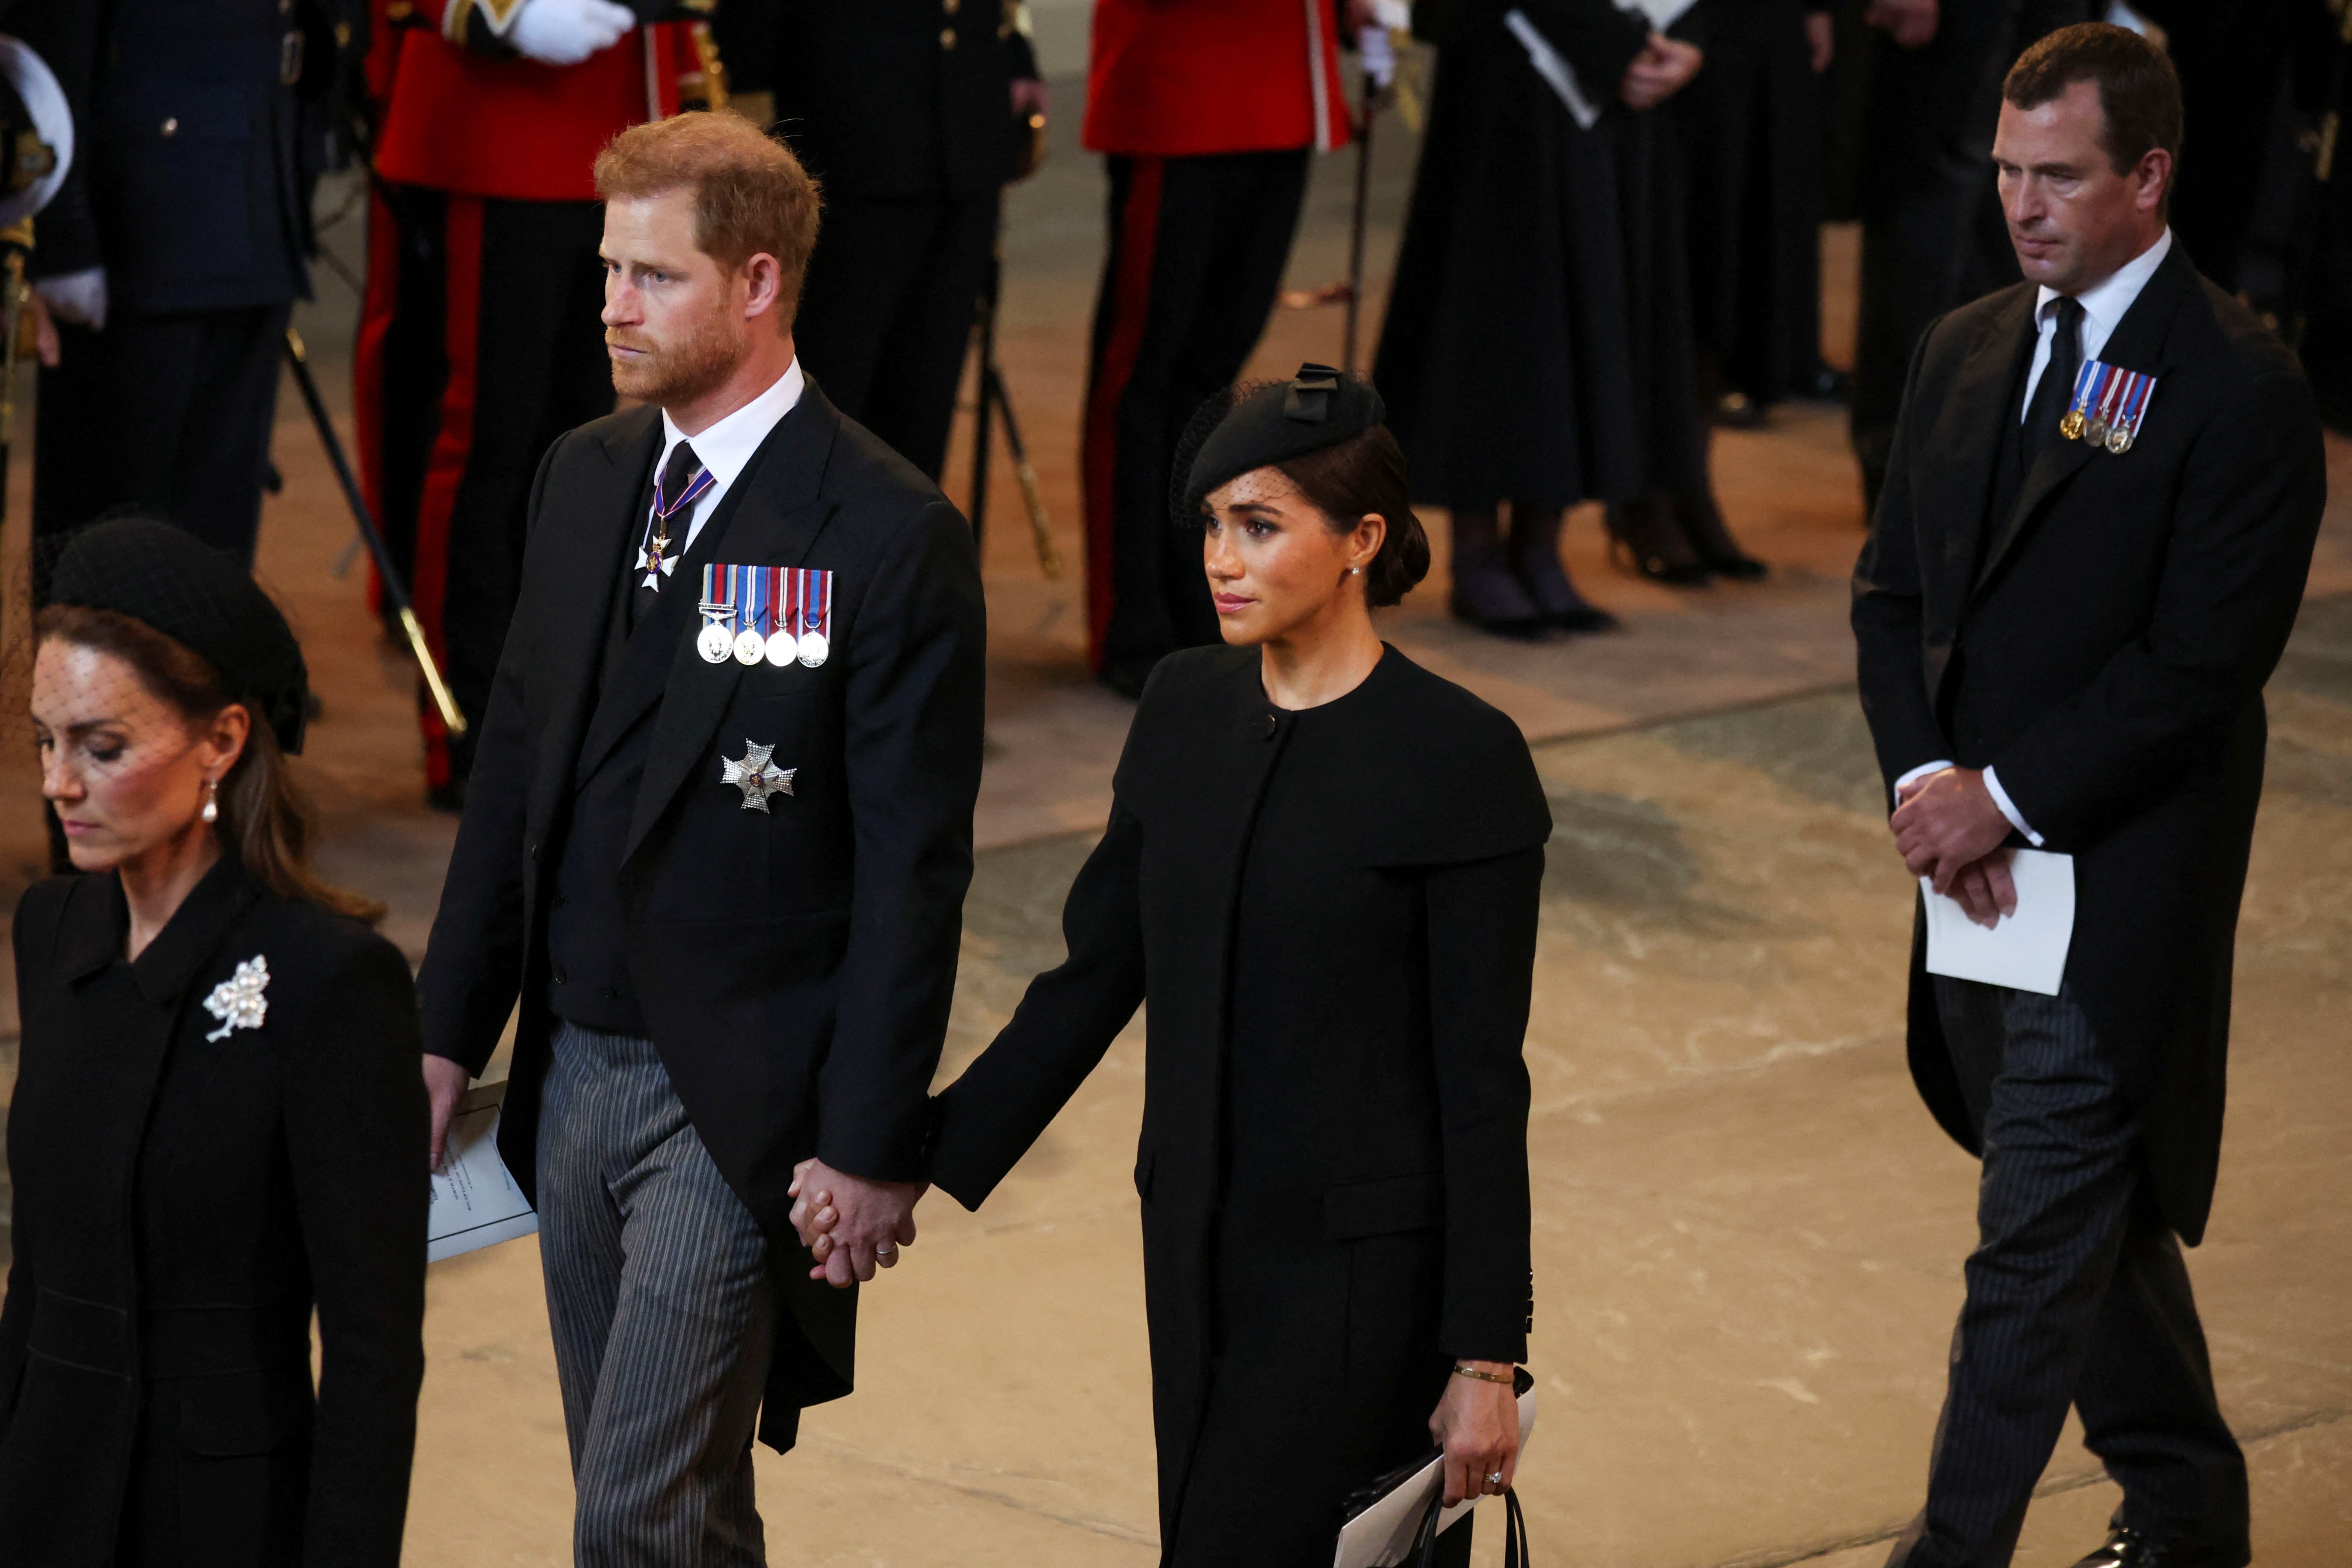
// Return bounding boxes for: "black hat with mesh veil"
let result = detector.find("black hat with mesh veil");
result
[46,518,312,755]
[1173,362,1387,526]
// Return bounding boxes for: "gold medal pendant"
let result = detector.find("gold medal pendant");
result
[2059,410,2085,441]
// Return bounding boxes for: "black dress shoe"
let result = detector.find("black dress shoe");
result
[1670,490,1768,581]
[1602,496,1711,586]
[2067,1525,2251,1568]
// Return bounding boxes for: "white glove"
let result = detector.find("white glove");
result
[509,0,635,67]
[1358,23,1397,88]
[34,267,106,331]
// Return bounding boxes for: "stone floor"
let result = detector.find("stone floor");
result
[397,606,2352,1568]
[0,66,2346,1568]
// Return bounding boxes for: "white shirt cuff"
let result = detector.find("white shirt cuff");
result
[1891,760,1954,809]
[1980,765,2044,847]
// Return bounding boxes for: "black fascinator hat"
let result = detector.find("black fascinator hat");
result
[1176,362,1387,524]
[47,518,312,755]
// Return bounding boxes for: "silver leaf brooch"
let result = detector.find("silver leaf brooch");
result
[202,955,271,1042]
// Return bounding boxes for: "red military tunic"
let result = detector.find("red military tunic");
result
[371,19,701,201]
[1083,0,1353,157]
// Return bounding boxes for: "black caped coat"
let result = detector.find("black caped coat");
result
[1852,241,2327,1245]
[0,859,427,1567]
[930,646,1550,1562]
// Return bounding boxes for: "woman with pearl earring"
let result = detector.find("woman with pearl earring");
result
[0,517,428,1568]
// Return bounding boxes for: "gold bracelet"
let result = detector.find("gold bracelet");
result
[1451,1363,1514,1385]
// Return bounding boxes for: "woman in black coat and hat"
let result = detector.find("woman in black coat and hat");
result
[0,518,428,1567]
[800,366,1547,1566]
[1374,0,1766,636]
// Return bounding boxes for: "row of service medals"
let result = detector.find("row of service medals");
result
[697,563,832,668]
[2057,359,2155,455]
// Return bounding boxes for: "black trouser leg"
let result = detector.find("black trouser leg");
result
[2072,1191,2247,1556]
[363,189,610,790]
[799,194,1000,481]
[1082,149,1309,683]
[1848,5,2010,513]
[1886,980,2243,1568]
[33,302,288,587]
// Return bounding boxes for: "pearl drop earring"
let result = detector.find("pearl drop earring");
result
[201,779,219,825]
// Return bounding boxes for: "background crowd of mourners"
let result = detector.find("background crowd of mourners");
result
[6,0,2340,778]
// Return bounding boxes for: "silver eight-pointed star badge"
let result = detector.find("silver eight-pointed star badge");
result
[721,739,797,812]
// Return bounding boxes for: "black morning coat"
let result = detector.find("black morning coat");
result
[1852,240,2326,1245]
[0,859,427,1568]
[415,379,987,1450]
[929,647,1551,1558]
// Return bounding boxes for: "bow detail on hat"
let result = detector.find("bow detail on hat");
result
[1284,363,1344,423]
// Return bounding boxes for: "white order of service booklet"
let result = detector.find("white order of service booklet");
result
[428,1080,539,1264]
[1921,848,2077,997]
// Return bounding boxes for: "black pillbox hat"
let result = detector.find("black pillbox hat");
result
[1179,363,1386,521]
[48,518,312,755]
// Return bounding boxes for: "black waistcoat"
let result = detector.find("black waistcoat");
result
[546,461,753,1034]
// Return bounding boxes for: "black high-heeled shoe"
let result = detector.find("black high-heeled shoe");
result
[1508,505,1620,634]
[1449,507,1551,638]
[1671,490,1767,581]
[1603,495,1711,586]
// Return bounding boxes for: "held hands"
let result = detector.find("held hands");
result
[1890,768,2018,929]
[1619,34,1703,111]
[510,0,635,67]
[1430,1364,1520,1507]
[789,1158,925,1289]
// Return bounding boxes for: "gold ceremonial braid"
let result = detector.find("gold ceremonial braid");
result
[476,0,528,34]
[678,20,729,111]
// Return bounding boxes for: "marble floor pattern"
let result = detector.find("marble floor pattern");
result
[395,597,2352,1568]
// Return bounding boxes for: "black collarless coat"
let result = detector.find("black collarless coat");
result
[1852,241,2326,1244]
[416,378,987,1449]
[0,859,427,1568]
[930,646,1551,1561]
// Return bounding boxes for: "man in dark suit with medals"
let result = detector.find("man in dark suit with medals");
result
[1853,25,2324,1568]
[414,110,985,1562]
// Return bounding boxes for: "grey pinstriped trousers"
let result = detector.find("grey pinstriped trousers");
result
[540,1021,778,1567]
[1885,980,2247,1568]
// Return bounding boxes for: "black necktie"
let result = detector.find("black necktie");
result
[633,440,704,626]
[2022,295,2084,468]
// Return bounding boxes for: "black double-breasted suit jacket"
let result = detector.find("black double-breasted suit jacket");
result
[1852,241,2326,1244]
[930,647,1549,1557]
[416,377,987,1447]
[0,860,427,1568]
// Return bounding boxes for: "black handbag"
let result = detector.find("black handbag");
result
[1401,1482,1531,1568]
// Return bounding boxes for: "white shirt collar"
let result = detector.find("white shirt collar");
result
[659,357,805,491]
[2036,227,2172,343]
